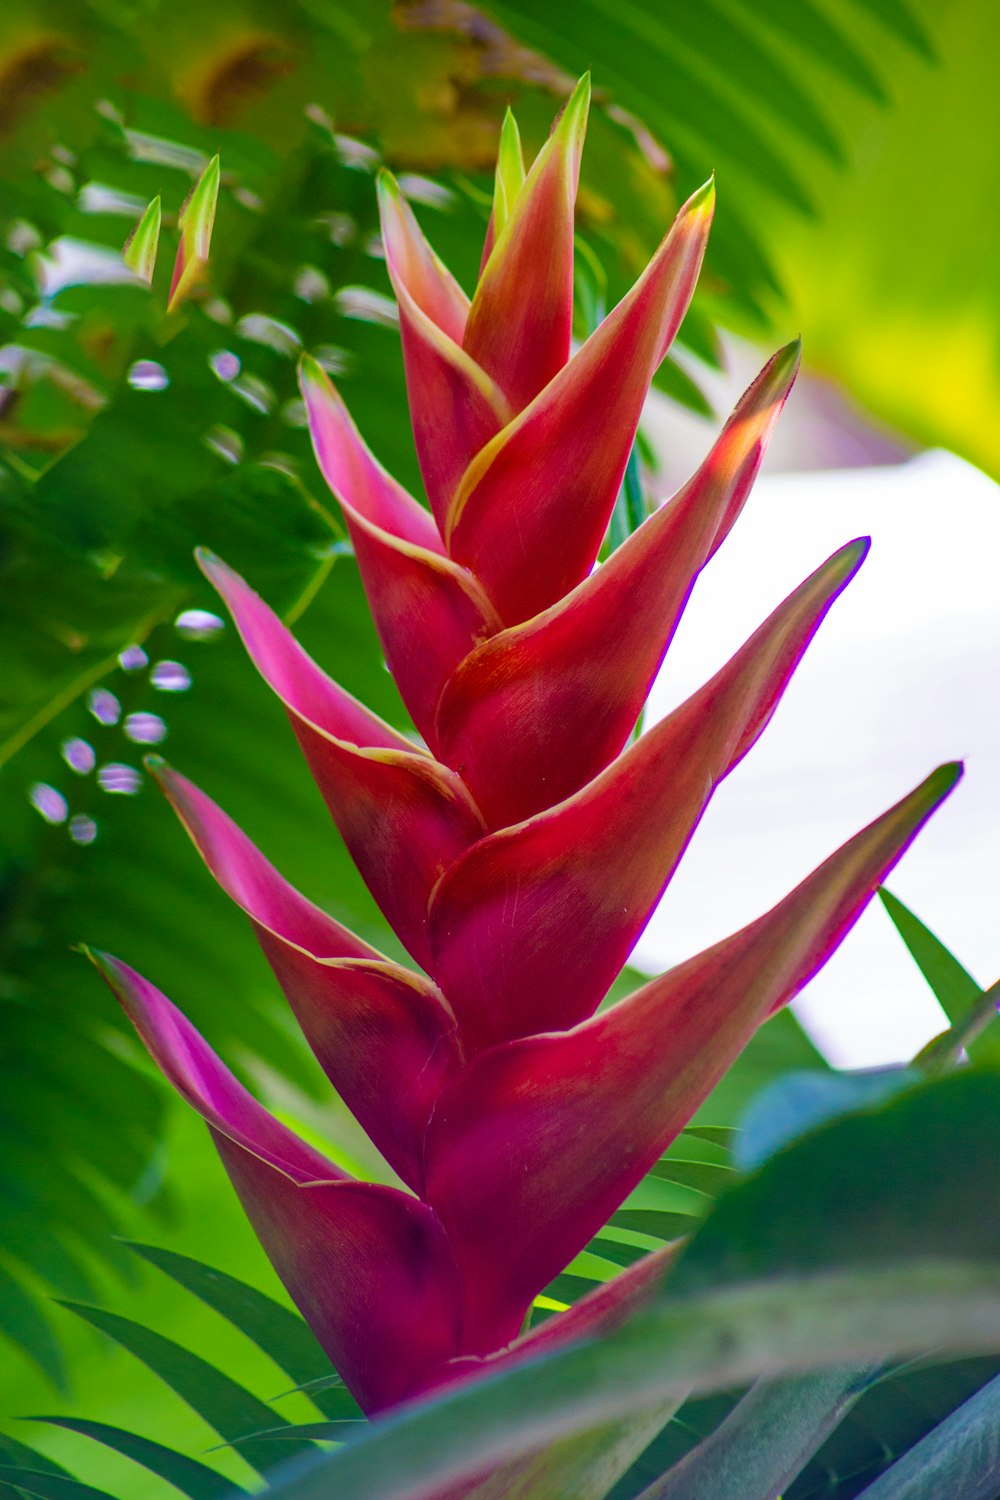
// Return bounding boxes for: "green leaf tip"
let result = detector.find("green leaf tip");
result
[168,155,221,311]
[776,335,802,373]
[556,72,592,142]
[123,196,161,283]
[297,351,325,384]
[687,175,717,215]
[928,760,964,796]
[493,107,526,236]
[376,167,400,201]
[82,947,119,984]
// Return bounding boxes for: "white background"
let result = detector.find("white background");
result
[632,448,1000,1067]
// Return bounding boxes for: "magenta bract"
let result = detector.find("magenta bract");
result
[92,83,960,1415]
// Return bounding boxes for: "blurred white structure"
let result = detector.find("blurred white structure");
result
[633,448,1000,1068]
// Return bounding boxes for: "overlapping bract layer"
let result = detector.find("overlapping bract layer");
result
[93,84,960,1415]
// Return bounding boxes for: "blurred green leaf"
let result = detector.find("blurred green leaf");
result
[259,1071,1000,1500]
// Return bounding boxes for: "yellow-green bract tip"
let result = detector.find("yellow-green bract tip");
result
[123,195,161,284]
[778,335,802,370]
[297,351,327,391]
[493,107,526,236]
[687,175,716,214]
[376,167,400,200]
[556,72,591,141]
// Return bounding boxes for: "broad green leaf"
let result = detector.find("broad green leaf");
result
[29,1419,239,1500]
[259,1071,1000,1500]
[855,1371,1000,1499]
[734,1068,917,1172]
[58,1304,313,1476]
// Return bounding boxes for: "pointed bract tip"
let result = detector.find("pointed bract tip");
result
[376,167,400,201]
[928,760,964,795]
[829,535,871,582]
[194,545,227,584]
[556,72,592,139]
[84,946,121,984]
[122,196,161,283]
[686,176,716,215]
[143,753,168,777]
[776,336,802,374]
[297,351,330,395]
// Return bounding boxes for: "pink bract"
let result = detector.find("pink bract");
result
[92,79,960,1416]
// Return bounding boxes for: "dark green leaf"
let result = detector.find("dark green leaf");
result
[58,1304,313,1476]
[29,1419,240,1500]
[647,1161,736,1197]
[125,1244,360,1420]
[610,1211,702,1242]
[878,889,982,1025]
[0,1473,113,1500]
[588,1238,653,1270]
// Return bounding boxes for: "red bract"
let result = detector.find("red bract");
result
[92,82,960,1416]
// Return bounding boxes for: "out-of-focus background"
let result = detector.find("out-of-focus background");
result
[1,0,997,1492]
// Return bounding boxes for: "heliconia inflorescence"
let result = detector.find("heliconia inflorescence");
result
[92,77,961,1417]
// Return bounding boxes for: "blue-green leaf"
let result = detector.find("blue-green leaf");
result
[855,1371,1000,1498]
[735,1068,917,1172]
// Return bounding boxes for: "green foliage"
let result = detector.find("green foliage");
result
[250,1070,1000,1499]
[481,0,929,325]
[1,2,993,1495]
